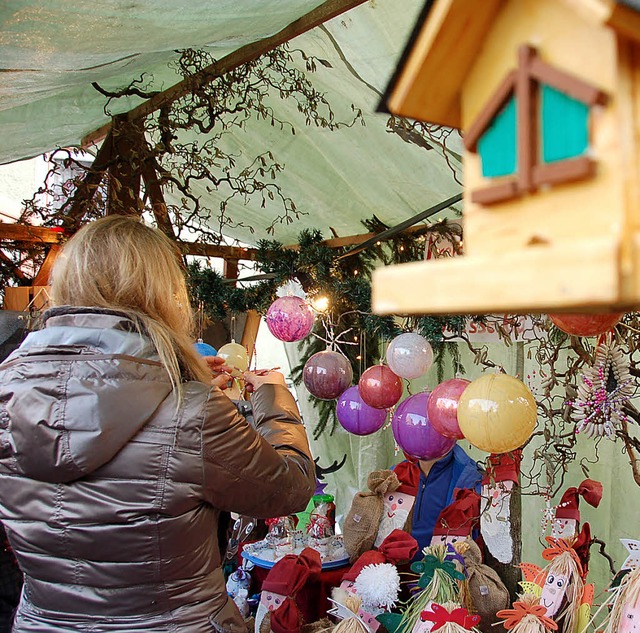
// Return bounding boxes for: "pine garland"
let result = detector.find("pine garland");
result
[186,217,472,437]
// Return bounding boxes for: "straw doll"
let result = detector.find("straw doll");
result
[377,544,465,633]
[496,594,558,633]
[601,566,640,633]
[530,537,587,633]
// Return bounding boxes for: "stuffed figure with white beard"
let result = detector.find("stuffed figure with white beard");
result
[254,547,321,633]
[480,451,521,564]
[374,461,420,548]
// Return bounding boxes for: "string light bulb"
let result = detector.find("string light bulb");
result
[311,295,330,312]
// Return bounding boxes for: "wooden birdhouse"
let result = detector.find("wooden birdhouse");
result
[373,0,640,315]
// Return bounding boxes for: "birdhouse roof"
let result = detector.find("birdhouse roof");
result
[384,0,640,128]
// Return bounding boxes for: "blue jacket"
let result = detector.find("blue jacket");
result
[409,445,482,553]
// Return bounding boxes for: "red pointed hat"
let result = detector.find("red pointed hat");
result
[555,479,603,521]
[482,450,522,486]
[262,547,322,595]
[342,530,419,582]
[432,488,481,537]
[394,460,420,497]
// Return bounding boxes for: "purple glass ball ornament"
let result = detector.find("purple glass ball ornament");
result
[427,378,470,440]
[303,350,353,400]
[358,365,403,409]
[392,392,456,460]
[266,296,314,342]
[336,386,388,436]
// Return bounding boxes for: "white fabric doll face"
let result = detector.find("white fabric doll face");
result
[552,518,578,539]
[540,572,569,617]
[374,491,415,547]
[620,594,640,633]
[260,590,287,612]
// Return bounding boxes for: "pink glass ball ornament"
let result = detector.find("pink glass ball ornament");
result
[391,392,456,460]
[358,364,403,409]
[266,295,314,342]
[386,332,434,380]
[548,312,623,337]
[303,350,353,400]
[336,386,388,436]
[427,378,470,440]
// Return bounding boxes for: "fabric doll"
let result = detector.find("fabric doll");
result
[480,451,521,564]
[430,488,481,547]
[332,530,418,633]
[552,480,602,540]
[496,594,558,633]
[255,547,322,633]
[344,470,401,562]
[602,565,640,633]
[374,462,421,548]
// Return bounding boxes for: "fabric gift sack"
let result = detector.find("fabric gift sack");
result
[460,539,510,633]
[343,470,400,562]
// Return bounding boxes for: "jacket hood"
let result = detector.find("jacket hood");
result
[0,308,174,483]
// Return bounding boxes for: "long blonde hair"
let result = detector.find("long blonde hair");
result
[50,215,211,388]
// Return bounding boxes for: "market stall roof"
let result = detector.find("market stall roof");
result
[0,0,462,245]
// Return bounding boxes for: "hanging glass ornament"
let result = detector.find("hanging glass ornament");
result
[217,342,249,376]
[358,364,403,409]
[336,386,387,436]
[303,350,352,400]
[194,339,217,357]
[457,374,537,453]
[427,378,470,440]
[385,332,433,380]
[548,312,623,337]
[391,392,456,460]
[266,295,314,342]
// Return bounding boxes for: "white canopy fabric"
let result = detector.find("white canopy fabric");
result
[0,0,463,245]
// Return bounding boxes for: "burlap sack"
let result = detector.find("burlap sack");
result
[461,539,510,633]
[343,470,400,562]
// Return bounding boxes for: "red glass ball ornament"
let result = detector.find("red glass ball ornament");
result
[548,312,623,337]
[303,350,353,400]
[358,365,403,409]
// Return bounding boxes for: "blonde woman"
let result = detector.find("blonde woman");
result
[0,216,316,633]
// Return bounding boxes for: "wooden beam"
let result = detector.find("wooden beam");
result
[81,0,368,147]
[141,161,176,239]
[241,310,262,366]
[0,250,28,282]
[33,244,61,286]
[0,223,64,244]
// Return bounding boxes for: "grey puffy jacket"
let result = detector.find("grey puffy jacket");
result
[0,308,316,632]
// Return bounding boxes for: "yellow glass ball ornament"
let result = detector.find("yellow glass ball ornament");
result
[216,342,249,376]
[457,373,537,453]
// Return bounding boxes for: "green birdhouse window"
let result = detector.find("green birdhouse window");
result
[464,45,607,206]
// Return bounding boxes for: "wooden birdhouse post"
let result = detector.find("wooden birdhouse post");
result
[373,0,640,315]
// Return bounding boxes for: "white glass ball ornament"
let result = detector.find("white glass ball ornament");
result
[385,332,433,380]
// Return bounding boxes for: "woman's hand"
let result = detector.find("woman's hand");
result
[204,356,234,390]
[243,370,286,394]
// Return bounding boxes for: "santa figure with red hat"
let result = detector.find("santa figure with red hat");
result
[430,488,481,547]
[255,548,321,633]
[374,462,421,548]
[551,479,603,579]
[480,451,521,564]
